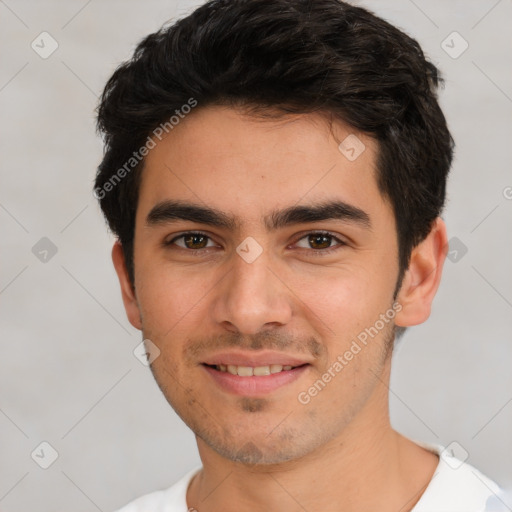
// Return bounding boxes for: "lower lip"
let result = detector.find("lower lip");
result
[202,364,309,396]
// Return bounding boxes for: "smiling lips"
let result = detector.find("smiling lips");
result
[209,363,301,376]
[201,351,311,395]
[202,350,311,376]
[202,363,309,396]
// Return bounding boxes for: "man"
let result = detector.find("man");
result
[94,0,503,510]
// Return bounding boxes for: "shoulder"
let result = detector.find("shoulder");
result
[413,441,503,512]
[113,466,202,512]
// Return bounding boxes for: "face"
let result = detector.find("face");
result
[120,105,406,465]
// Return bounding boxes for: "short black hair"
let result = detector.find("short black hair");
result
[95,0,454,288]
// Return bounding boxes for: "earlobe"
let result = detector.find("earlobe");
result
[111,240,142,330]
[394,217,448,327]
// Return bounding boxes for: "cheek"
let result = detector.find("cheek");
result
[289,266,386,334]
[135,263,211,334]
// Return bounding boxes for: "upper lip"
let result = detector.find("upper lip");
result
[202,351,311,367]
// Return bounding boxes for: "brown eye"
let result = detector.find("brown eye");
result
[165,232,216,250]
[294,231,346,255]
[308,233,332,249]
[183,233,208,249]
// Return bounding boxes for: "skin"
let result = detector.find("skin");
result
[112,105,448,512]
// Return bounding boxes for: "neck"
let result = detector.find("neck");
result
[187,361,439,512]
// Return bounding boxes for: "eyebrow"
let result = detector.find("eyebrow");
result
[145,199,371,231]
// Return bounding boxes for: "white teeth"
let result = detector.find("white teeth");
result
[237,366,253,377]
[253,366,271,376]
[214,363,297,376]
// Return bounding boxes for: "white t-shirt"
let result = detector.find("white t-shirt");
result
[113,442,503,512]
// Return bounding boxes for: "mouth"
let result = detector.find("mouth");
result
[203,363,307,376]
[201,363,310,396]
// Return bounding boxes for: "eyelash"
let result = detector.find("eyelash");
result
[164,231,346,256]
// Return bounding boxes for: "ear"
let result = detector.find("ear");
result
[111,240,142,330]
[394,217,448,327]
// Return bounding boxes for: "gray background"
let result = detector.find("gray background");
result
[1,0,511,510]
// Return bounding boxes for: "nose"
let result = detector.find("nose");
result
[212,247,293,334]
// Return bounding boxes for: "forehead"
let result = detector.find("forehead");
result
[136,105,390,229]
